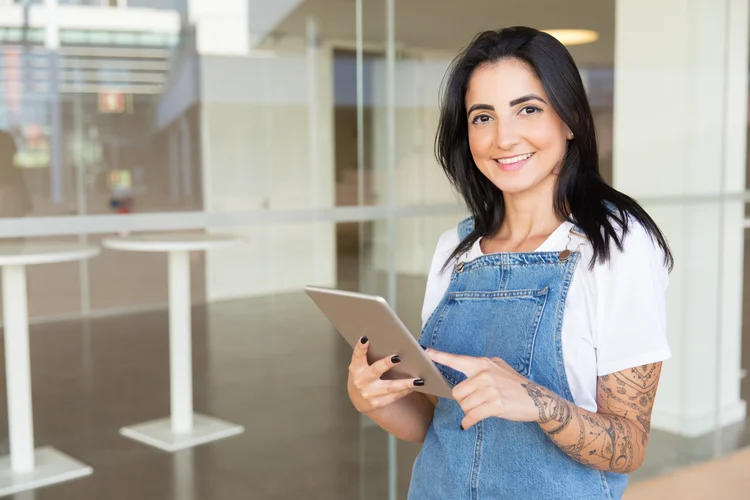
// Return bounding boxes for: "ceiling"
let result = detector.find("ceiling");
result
[266,0,616,66]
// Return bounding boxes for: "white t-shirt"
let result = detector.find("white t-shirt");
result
[421,218,671,413]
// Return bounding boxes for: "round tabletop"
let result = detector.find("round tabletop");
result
[102,233,242,253]
[0,243,100,266]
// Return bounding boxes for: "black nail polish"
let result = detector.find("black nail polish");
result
[360,336,368,344]
[391,355,401,364]
[420,345,427,350]
[413,379,425,387]
[460,424,465,431]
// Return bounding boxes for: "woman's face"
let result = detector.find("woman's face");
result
[465,58,571,196]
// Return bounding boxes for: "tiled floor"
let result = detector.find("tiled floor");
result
[0,253,746,499]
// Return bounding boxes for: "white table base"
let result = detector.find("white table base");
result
[0,447,93,496]
[1,263,93,494]
[118,250,244,452]
[103,240,244,452]
[120,414,244,452]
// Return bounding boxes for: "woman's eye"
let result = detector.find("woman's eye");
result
[471,114,492,124]
[519,106,541,115]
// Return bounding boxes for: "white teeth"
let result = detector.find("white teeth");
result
[495,153,534,165]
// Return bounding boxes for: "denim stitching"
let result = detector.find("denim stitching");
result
[428,299,461,386]
[552,252,580,402]
[428,299,452,351]
[525,289,549,379]
[448,288,548,377]
[420,285,452,344]
[450,287,548,300]
[469,420,483,500]
[499,256,510,290]
[457,257,571,273]
[598,471,614,499]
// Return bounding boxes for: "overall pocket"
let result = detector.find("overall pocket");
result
[428,287,549,384]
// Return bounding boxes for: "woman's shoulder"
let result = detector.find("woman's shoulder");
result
[580,214,669,289]
[583,214,671,373]
[609,214,666,265]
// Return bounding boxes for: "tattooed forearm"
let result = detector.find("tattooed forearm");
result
[521,383,642,473]
[524,384,572,434]
[521,363,661,474]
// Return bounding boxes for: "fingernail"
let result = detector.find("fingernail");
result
[391,355,401,364]
[460,424,465,431]
[420,345,427,350]
[360,336,368,344]
[413,379,425,387]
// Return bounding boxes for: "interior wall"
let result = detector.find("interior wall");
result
[613,0,748,436]
[199,50,337,300]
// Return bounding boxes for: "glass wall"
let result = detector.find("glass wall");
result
[0,0,747,499]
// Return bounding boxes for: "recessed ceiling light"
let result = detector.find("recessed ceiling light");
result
[543,29,599,46]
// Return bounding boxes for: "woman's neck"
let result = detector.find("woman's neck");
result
[488,178,562,250]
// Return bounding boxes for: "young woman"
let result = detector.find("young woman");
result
[347,26,672,499]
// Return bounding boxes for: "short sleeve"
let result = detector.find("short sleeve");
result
[593,222,671,375]
[421,228,459,329]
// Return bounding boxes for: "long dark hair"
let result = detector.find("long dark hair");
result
[437,27,673,270]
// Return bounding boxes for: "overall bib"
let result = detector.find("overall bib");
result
[409,217,627,500]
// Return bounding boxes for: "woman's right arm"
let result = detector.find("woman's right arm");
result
[348,337,437,443]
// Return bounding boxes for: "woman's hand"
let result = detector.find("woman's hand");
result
[347,337,425,414]
[426,349,541,429]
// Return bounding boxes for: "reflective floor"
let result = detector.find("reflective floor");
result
[0,293,364,500]
[0,256,746,499]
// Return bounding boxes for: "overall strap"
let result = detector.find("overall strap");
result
[457,216,474,241]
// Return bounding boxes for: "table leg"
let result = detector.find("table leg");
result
[2,265,34,473]
[118,248,243,452]
[0,265,91,496]
[169,250,193,433]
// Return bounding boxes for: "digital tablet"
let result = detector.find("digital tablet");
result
[305,286,454,399]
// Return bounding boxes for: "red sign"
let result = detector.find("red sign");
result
[99,91,127,113]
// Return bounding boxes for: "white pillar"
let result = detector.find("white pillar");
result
[187,0,249,56]
[613,0,749,436]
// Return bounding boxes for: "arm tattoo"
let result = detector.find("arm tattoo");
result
[521,363,661,474]
[524,384,571,434]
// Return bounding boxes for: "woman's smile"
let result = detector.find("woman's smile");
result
[493,152,535,171]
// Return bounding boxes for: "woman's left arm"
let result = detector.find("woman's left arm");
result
[426,350,662,474]
[524,363,661,473]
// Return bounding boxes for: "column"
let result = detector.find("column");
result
[187,0,249,56]
[613,0,749,436]
[185,2,337,300]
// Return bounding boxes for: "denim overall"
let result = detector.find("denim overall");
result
[409,217,627,500]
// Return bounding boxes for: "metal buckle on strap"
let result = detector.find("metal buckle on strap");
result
[559,226,585,262]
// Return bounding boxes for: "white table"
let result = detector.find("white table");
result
[0,243,99,496]
[102,233,244,452]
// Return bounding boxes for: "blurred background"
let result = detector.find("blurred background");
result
[0,0,747,498]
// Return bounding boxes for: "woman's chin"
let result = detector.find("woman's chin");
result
[485,169,557,197]
[489,176,536,195]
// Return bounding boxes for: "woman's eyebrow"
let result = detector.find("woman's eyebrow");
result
[509,94,547,106]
